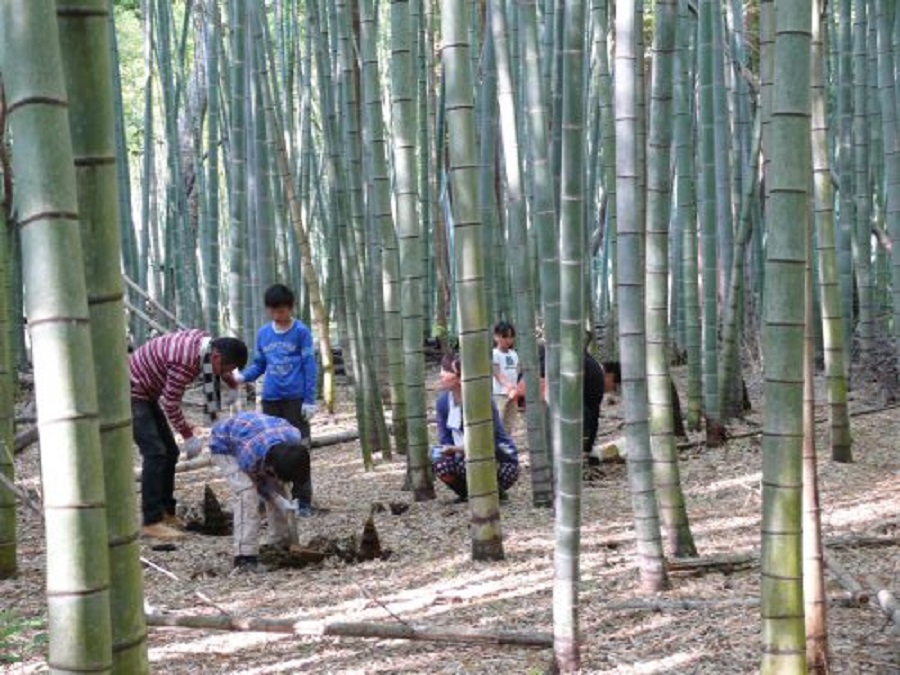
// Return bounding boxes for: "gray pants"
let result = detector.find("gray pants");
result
[212,455,291,557]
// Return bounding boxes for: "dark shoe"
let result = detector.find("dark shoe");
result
[499,490,509,502]
[295,504,314,518]
[453,495,468,504]
[232,555,270,574]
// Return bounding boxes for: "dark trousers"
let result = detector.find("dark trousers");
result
[262,398,313,506]
[132,399,179,525]
[583,405,600,456]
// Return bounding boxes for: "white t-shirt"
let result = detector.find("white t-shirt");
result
[492,348,519,396]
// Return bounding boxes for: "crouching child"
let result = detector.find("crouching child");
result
[209,411,313,573]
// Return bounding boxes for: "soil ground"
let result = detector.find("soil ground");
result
[2,362,899,674]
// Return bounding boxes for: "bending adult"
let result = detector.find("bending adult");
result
[130,329,247,539]
[430,352,519,502]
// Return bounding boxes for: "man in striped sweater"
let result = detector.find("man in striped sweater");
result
[130,329,248,539]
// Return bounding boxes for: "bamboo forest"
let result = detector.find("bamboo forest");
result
[1,0,899,672]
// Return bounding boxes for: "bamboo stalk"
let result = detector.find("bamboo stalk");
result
[145,612,552,648]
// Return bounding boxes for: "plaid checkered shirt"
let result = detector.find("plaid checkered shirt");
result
[209,412,303,477]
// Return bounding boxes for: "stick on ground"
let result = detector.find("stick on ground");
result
[145,612,552,648]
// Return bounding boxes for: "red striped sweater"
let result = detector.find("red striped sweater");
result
[129,329,208,439]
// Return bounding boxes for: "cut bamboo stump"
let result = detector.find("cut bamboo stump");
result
[823,552,870,604]
[145,612,552,648]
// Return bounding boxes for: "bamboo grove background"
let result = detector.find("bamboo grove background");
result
[0,0,898,672]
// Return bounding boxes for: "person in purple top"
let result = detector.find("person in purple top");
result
[210,411,312,572]
[430,352,519,503]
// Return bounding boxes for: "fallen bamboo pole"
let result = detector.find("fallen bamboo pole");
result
[145,612,552,648]
[607,593,866,613]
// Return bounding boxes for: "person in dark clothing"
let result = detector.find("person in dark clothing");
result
[584,355,621,462]
[535,343,621,463]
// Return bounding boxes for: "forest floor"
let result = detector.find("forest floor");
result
[2,360,899,674]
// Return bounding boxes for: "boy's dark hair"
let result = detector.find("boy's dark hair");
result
[264,283,295,309]
[212,337,249,369]
[440,351,461,376]
[493,320,516,338]
[602,361,622,385]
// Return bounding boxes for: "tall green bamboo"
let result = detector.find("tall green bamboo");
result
[443,0,506,561]
[718,112,762,429]
[812,0,851,463]
[488,0,551,506]
[675,0,702,431]
[0,1,114,670]
[646,0,696,558]
[697,0,722,440]
[0,141,14,579]
[202,0,221,334]
[760,0,811,671]
[803,41,829,664]
[521,0,561,456]
[56,2,149,669]
[596,0,618,359]
[477,31,502,322]
[227,0,248,339]
[615,0,669,594]
[837,0,854,373]
[361,0,407,455]
[392,0,435,499]
[553,0,587,667]
[875,0,900,374]
[853,0,874,355]
[139,0,155,299]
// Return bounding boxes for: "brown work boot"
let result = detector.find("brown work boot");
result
[162,513,186,530]
[142,522,185,540]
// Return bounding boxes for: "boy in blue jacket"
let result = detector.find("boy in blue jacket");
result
[235,284,318,506]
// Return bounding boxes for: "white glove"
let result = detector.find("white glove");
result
[301,403,317,420]
[233,371,245,384]
[273,494,298,515]
[220,387,240,407]
[183,436,204,460]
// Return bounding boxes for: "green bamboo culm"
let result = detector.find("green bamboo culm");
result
[56,1,149,669]
[811,0,851,463]
[697,0,721,438]
[360,0,408,456]
[0,1,115,671]
[488,0,551,507]
[674,0,702,431]
[760,0,811,671]
[391,0,434,498]
[553,0,587,668]
[0,150,15,579]
[442,0,506,561]
[646,0,696,558]
[615,0,669,594]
